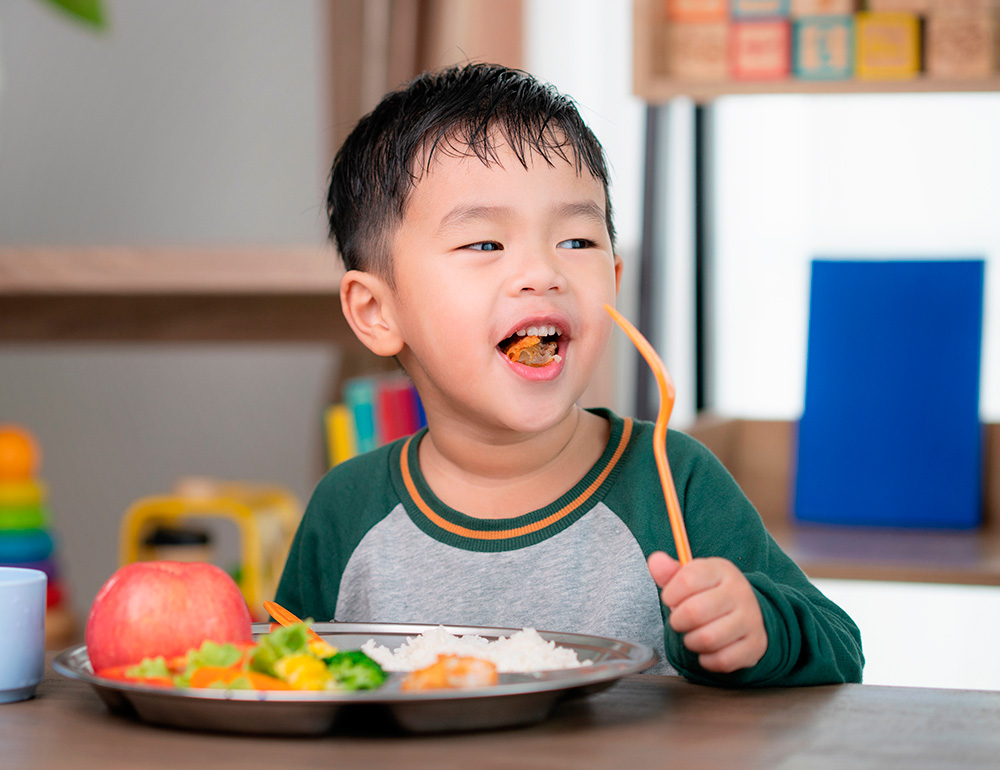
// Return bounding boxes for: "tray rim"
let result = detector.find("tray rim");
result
[53,621,659,704]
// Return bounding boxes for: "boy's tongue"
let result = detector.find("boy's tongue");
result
[500,334,561,367]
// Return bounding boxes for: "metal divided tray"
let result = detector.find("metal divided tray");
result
[53,622,658,734]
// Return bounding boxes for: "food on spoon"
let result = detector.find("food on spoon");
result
[85,561,253,672]
[401,655,498,691]
[501,334,562,367]
[93,622,386,692]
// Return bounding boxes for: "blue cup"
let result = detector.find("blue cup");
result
[0,567,47,703]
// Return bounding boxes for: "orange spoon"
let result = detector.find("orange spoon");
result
[604,304,692,564]
[262,600,324,644]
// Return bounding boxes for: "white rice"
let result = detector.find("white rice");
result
[361,627,590,673]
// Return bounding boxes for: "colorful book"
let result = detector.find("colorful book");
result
[324,403,357,467]
[343,377,378,454]
[376,377,421,444]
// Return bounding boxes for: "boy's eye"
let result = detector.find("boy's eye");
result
[464,241,503,252]
[557,238,595,249]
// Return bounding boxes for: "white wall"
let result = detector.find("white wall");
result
[709,93,1000,421]
[816,579,1000,691]
[0,0,330,244]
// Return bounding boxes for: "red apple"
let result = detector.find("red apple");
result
[85,561,253,671]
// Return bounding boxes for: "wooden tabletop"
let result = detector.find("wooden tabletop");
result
[4,657,1000,769]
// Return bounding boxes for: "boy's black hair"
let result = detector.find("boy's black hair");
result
[327,62,615,283]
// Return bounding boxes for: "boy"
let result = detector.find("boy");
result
[276,63,863,685]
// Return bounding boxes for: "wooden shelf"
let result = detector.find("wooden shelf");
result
[687,415,1000,586]
[0,246,342,295]
[0,246,365,345]
[632,0,1000,104]
[635,74,1000,104]
[770,523,1000,587]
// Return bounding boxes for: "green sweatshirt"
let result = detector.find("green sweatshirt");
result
[276,408,863,686]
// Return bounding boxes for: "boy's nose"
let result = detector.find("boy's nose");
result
[513,249,568,294]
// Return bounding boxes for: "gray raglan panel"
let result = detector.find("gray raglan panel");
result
[335,502,674,674]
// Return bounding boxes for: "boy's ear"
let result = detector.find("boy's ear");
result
[340,270,404,357]
[614,254,624,295]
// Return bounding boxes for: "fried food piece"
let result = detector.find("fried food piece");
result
[502,335,561,367]
[400,655,499,691]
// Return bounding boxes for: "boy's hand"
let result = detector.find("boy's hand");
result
[648,551,768,674]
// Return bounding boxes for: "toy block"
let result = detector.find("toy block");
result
[731,20,791,78]
[665,0,728,23]
[732,0,791,18]
[855,12,921,80]
[926,13,998,79]
[790,0,856,15]
[662,22,730,79]
[866,0,929,12]
[794,16,854,78]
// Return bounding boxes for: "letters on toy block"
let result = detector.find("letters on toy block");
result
[790,0,856,15]
[731,0,791,18]
[855,12,920,80]
[665,0,728,23]
[731,20,792,78]
[794,16,854,78]
[926,13,998,79]
[662,22,730,79]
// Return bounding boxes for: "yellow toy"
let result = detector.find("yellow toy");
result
[120,477,301,621]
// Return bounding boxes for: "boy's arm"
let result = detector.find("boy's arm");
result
[659,432,864,687]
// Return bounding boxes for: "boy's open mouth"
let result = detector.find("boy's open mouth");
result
[498,326,563,367]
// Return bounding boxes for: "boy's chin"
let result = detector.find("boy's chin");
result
[493,399,585,436]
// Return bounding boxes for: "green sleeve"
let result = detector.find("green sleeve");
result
[658,431,865,687]
[274,441,401,622]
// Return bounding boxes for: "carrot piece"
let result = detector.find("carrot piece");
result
[95,666,174,688]
[188,666,292,690]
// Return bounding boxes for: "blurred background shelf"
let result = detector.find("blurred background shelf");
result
[689,415,1000,586]
[634,75,1000,104]
[0,247,363,344]
[632,0,1000,104]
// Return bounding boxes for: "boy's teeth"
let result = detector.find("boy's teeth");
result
[516,325,561,337]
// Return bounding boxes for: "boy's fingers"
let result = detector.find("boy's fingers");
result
[666,585,732,633]
[656,558,722,609]
[647,551,681,588]
[676,610,743,653]
[697,636,766,674]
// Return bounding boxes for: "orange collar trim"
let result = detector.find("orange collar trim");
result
[400,418,633,540]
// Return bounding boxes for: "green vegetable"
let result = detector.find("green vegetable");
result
[173,640,246,687]
[125,656,171,680]
[249,622,313,677]
[40,0,107,29]
[324,650,386,690]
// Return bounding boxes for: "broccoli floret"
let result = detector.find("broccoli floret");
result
[324,650,386,690]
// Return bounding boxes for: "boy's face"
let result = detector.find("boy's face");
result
[383,142,622,437]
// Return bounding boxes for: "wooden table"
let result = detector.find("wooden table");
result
[4,657,1000,769]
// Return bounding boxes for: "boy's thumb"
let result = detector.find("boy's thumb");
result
[647,550,682,588]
